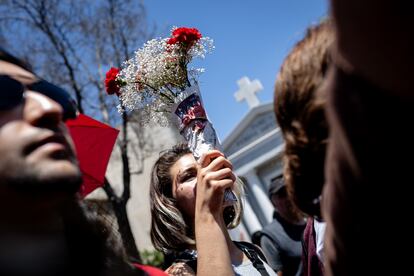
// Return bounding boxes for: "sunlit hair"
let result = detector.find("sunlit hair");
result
[150,143,244,253]
[274,19,334,218]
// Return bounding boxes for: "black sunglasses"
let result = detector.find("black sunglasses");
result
[0,74,77,120]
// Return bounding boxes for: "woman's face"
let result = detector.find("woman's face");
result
[170,153,198,220]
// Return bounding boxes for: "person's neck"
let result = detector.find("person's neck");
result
[275,210,305,225]
[0,192,72,234]
[1,210,64,236]
[0,201,74,276]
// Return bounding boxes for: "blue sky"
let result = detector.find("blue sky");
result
[145,0,328,140]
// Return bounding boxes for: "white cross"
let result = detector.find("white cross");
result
[234,76,263,109]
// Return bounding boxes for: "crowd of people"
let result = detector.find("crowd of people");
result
[1,0,412,275]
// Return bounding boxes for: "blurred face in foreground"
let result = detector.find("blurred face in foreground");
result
[0,60,81,209]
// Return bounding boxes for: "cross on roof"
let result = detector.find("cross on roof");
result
[234,76,263,109]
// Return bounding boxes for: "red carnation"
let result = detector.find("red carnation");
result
[167,27,202,46]
[105,67,121,95]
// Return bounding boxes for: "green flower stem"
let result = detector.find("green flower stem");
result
[131,80,175,103]
[159,92,175,104]
[165,85,177,97]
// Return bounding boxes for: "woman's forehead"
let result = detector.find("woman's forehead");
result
[178,153,196,167]
[0,61,37,84]
[171,154,196,174]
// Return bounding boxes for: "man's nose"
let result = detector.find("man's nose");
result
[24,91,63,128]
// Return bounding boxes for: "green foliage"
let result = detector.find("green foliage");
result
[140,249,164,268]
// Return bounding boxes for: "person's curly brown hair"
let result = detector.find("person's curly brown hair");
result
[274,20,334,218]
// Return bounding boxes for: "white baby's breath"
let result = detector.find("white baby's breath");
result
[116,28,214,126]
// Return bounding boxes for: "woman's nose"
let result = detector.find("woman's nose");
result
[24,91,63,128]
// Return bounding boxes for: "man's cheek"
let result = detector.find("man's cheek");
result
[60,124,77,156]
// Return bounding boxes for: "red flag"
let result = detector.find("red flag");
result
[66,114,119,197]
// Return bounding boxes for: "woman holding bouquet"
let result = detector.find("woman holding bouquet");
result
[104,26,274,274]
[149,144,276,276]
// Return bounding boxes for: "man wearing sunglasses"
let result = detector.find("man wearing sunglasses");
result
[0,54,81,197]
[0,48,156,276]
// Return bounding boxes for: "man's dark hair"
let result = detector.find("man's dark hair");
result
[0,47,32,71]
[59,199,146,276]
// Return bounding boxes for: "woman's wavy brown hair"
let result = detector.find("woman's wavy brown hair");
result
[274,20,334,218]
[149,143,244,254]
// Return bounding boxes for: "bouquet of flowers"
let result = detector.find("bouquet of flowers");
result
[105,27,236,203]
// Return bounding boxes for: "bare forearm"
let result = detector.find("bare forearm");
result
[195,213,233,276]
[195,151,235,276]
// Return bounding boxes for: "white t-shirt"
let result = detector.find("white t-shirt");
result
[233,256,277,276]
[313,219,326,263]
